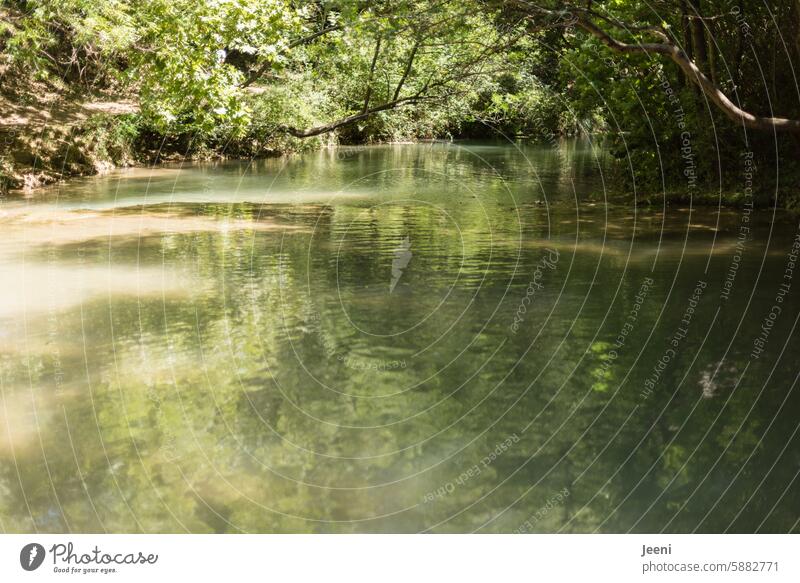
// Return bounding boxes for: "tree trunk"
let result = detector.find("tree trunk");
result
[705,17,718,86]
[678,0,692,88]
[688,0,708,73]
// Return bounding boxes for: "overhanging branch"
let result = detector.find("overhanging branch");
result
[279,95,427,138]
[516,1,800,133]
[577,15,800,132]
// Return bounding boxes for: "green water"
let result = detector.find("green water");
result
[1,141,798,533]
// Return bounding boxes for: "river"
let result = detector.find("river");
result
[0,140,798,533]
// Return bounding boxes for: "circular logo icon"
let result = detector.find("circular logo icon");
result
[20,543,46,571]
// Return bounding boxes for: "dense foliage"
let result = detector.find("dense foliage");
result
[2,0,800,203]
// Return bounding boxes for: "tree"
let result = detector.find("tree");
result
[528,2,800,133]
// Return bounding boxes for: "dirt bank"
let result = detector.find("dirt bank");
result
[0,88,138,194]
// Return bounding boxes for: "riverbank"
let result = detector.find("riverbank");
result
[0,86,140,192]
[0,87,321,196]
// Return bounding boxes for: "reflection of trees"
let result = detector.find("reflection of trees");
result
[1,152,798,533]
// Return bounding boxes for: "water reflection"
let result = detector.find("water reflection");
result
[0,142,798,533]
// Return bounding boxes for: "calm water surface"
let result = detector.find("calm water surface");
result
[1,141,798,533]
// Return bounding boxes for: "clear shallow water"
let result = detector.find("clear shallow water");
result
[0,141,798,533]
